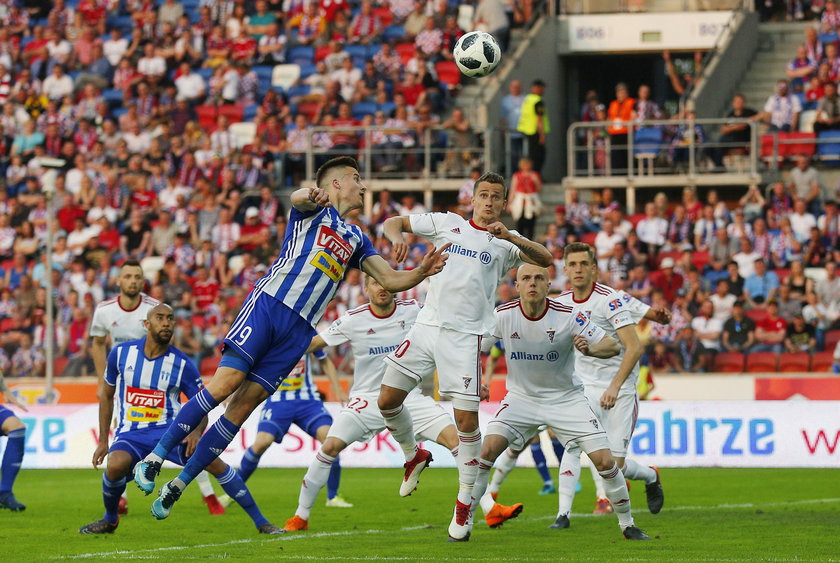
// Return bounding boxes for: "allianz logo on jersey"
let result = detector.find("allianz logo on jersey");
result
[448,244,492,265]
[369,344,399,355]
[509,351,560,362]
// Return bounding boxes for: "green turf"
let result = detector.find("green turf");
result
[1,467,838,561]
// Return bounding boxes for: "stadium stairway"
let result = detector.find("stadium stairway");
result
[733,22,812,113]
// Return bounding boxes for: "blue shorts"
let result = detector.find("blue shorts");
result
[258,400,333,442]
[224,291,316,395]
[110,427,190,466]
[0,406,19,431]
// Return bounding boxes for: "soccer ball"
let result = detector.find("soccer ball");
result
[453,31,501,78]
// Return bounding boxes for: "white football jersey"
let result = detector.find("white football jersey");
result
[320,299,421,395]
[491,298,606,402]
[89,293,160,344]
[556,283,644,391]
[410,212,524,336]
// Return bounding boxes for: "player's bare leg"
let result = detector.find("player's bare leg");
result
[135,366,247,493]
[586,449,649,540]
[378,375,433,497]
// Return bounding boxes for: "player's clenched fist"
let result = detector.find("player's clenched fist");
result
[485,221,511,240]
[308,187,331,207]
[573,334,591,355]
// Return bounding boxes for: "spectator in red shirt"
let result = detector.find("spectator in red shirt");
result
[231,29,257,63]
[396,72,426,107]
[652,257,685,304]
[56,193,87,233]
[191,266,220,312]
[349,1,382,45]
[330,102,360,149]
[753,300,787,353]
[238,207,270,252]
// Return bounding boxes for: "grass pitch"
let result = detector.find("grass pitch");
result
[1,467,838,561]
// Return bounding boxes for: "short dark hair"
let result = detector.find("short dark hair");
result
[121,259,142,272]
[564,242,596,263]
[473,171,507,198]
[315,156,359,189]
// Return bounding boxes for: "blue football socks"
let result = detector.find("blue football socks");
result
[0,428,25,493]
[102,474,127,524]
[326,456,341,500]
[174,416,240,488]
[216,465,269,529]
[238,447,262,482]
[150,388,219,461]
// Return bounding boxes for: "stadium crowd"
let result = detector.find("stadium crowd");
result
[0,0,537,378]
[538,185,840,374]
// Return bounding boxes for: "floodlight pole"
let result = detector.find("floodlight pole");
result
[41,159,65,403]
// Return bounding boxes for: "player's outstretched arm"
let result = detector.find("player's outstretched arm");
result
[574,333,621,358]
[485,221,552,267]
[94,382,116,468]
[306,335,328,353]
[383,216,413,263]
[362,244,451,292]
[645,307,672,325]
[319,355,347,403]
[290,187,331,211]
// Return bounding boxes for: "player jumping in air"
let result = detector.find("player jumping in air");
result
[234,349,353,508]
[133,157,449,520]
[79,304,284,534]
[376,172,552,541]
[0,367,27,511]
[468,264,650,541]
[89,260,223,515]
[552,242,666,528]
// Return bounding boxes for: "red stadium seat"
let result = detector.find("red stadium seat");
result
[196,105,218,130]
[779,132,816,158]
[691,250,710,270]
[218,104,244,124]
[54,357,70,376]
[713,352,744,373]
[200,357,219,376]
[745,352,779,372]
[296,102,320,120]
[745,308,768,323]
[581,232,597,246]
[774,269,791,283]
[315,45,331,62]
[811,351,834,372]
[628,213,645,228]
[435,61,461,89]
[374,7,394,27]
[395,42,415,64]
[824,329,840,352]
[778,353,810,373]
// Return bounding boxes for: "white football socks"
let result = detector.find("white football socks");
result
[487,448,518,495]
[622,459,658,484]
[598,462,634,529]
[380,404,418,461]
[295,449,335,520]
[196,470,215,497]
[456,429,481,505]
[470,458,495,514]
[589,457,607,499]
[556,448,581,517]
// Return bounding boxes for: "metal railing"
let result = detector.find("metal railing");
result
[566,117,760,178]
[558,0,751,15]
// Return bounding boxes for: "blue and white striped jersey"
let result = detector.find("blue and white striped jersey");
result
[104,338,202,435]
[266,348,328,402]
[255,206,378,327]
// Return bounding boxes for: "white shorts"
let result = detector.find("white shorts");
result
[327,391,453,446]
[383,324,482,409]
[486,392,610,454]
[582,387,639,458]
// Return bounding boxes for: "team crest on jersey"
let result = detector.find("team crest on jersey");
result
[399,320,405,330]
[510,332,520,339]
[546,329,555,343]
[487,233,494,241]
[463,376,472,389]
[451,228,461,234]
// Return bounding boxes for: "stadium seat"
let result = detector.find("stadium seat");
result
[383,25,405,42]
[54,357,70,377]
[374,7,394,27]
[229,122,257,148]
[581,232,597,245]
[195,105,218,130]
[228,254,245,275]
[811,351,834,372]
[691,250,710,270]
[628,213,645,228]
[396,43,415,64]
[272,63,301,90]
[352,102,377,120]
[345,44,368,67]
[817,130,840,161]
[760,133,779,162]
[633,127,662,156]
[287,84,311,99]
[824,329,840,351]
[200,356,220,376]
[197,67,214,82]
[457,4,475,30]
[218,104,244,124]
[779,353,811,373]
[242,104,258,122]
[315,45,332,62]
[102,88,123,107]
[713,352,745,373]
[298,63,318,78]
[379,101,396,116]
[800,109,817,133]
[773,268,791,283]
[296,102,320,120]
[435,61,461,90]
[745,308,768,323]
[745,352,779,372]
[779,132,816,158]
[288,45,315,66]
[140,256,164,282]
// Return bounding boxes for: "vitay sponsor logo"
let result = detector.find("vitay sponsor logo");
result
[316,226,352,263]
[126,387,165,409]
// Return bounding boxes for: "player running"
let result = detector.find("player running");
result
[376,172,552,541]
[0,368,27,511]
[552,242,665,529]
[80,304,284,535]
[90,259,223,515]
[133,157,449,520]
[235,349,353,508]
[468,264,649,541]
